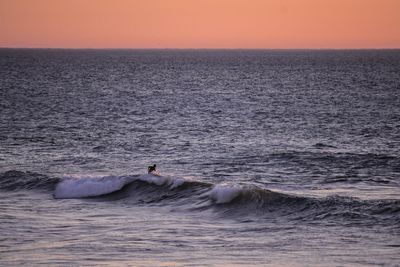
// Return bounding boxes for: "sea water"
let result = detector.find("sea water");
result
[0,49,399,266]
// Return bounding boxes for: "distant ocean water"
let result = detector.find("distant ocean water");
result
[0,49,399,266]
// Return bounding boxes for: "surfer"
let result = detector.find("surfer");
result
[148,164,156,174]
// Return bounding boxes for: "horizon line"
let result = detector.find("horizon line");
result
[1,47,400,50]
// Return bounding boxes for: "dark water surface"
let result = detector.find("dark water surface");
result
[1,49,399,266]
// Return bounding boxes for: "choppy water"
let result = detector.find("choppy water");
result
[1,49,399,266]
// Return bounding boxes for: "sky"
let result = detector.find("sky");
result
[0,0,399,49]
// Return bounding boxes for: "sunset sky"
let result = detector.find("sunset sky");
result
[1,0,399,49]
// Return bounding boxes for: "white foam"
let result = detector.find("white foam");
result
[169,177,186,189]
[137,173,168,186]
[209,184,242,204]
[137,173,188,189]
[53,173,189,199]
[54,175,132,199]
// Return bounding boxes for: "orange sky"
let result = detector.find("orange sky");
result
[1,0,399,49]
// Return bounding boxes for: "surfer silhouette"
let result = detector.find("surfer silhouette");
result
[148,164,156,174]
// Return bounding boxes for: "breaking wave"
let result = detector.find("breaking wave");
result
[1,170,399,226]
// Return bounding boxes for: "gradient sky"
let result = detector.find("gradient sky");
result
[1,0,399,49]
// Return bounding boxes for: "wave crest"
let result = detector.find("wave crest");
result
[53,173,192,199]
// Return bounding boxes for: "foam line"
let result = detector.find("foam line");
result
[53,173,188,199]
[209,184,242,204]
[54,175,132,198]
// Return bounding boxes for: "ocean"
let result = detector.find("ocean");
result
[0,49,399,266]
